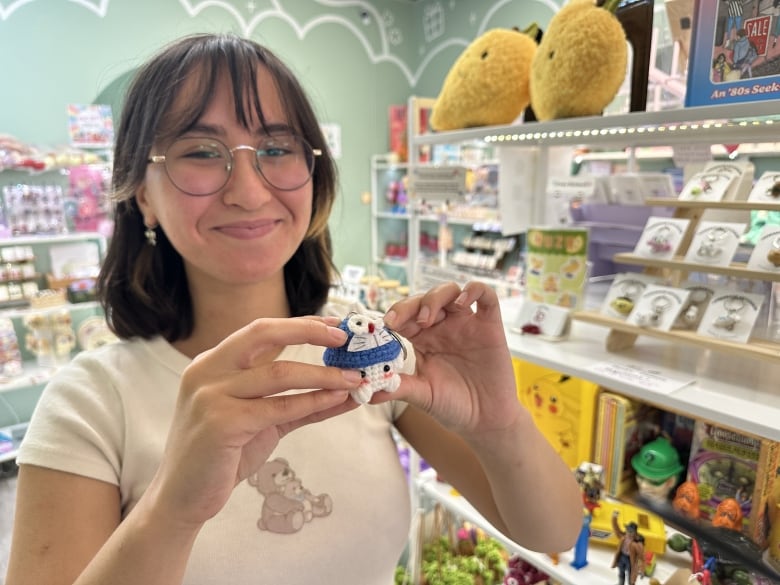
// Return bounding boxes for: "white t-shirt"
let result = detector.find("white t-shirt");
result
[18,329,412,584]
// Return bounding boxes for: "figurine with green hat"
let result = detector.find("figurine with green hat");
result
[631,435,684,503]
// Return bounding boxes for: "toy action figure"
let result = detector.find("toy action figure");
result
[611,511,645,585]
[631,436,684,503]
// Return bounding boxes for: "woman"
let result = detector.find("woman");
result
[5,33,581,585]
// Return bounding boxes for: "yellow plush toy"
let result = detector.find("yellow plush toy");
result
[429,27,538,131]
[530,0,627,121]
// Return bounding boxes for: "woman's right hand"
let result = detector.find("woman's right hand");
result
[144,316,361,531]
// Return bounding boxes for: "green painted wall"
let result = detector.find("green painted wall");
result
[1,0,667,272]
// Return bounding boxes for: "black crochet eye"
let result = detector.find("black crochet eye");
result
[383,365,391,372]
[481,50,488,60]
[548,50,555,60]
[360,370,367,378]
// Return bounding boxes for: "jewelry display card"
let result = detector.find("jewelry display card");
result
[633,217,691,260]
[682,221,747,267]
[608,174,645,205]
[678,171,734,202]
[673,281,719,331]
[625,284,691,331]
[747,171,780,204]
[599,272,661,320]
[511,301,571,340]
[747,224,780,273]
[702,160,754,201]
[638,173,677,200]
[696,291,765,343]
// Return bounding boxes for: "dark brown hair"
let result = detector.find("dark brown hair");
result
[97,33,338,341]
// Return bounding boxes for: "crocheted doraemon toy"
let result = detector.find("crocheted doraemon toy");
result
[323,313,406,405]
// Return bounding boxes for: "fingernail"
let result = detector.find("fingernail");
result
[417,305,430,323]
[341,369,363,384]
[455,292,468,306]
[384,310,397,327]
[329,326,347,343]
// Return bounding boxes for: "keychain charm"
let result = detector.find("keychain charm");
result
[712,296,746,332]
[680,288,712,328]
[610,281,641,316]
[767,236,780,267]
[636,295,672,328]
[689,173,721,196]
[766,178,780,199]
[647,226,673,254]
[697,226,728,258]
[323,313,406,404]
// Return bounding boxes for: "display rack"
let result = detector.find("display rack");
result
[573,198,780,363]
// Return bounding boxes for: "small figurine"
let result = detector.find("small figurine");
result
[631,436,684,503]
[711,497,743,532]
[570,508,591,569]
[322,313,406,405]
[672,480,701,520]
[611,511,645,585]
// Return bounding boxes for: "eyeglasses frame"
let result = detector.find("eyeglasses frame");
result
[147,135,323,196]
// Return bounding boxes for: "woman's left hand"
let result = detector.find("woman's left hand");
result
[380,281,522,439]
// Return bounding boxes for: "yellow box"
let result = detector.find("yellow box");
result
[513,358,599,470]
[588,499,667,555]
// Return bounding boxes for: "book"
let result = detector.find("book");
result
[594,391,662,497]
[686,420,780,547]
[524,227,589,310]
[686,0,780,107]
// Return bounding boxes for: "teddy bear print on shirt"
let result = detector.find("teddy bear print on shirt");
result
[247,457,333,534]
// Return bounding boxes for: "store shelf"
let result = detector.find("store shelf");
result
[412,101,780,149]
[500,297,780,443]
[610,252,780,282]
[644,198,780,211]
[573,309,780,364]
[418,477,691,585]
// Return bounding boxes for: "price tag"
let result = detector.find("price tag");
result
[587,362,695,394]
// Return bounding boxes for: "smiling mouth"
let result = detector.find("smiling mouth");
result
[215,220,279,239]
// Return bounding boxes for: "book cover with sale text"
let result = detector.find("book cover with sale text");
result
[686,0,780,107]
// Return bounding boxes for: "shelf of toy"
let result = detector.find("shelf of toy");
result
[411,101,780,149]
[375,211,410,220]
[500,297,780,443]
[644,198,780,212]
[574,143,780,163]
[610,253,780,282]
[572,309,780,365]
[417,477,691,585]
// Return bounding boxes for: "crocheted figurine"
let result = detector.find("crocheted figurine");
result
[323,313,406,405]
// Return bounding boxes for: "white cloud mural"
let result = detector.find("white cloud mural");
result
[0,0,561,84]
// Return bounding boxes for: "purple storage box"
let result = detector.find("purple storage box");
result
[569,203,675,277]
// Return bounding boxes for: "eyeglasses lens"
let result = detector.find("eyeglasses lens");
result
[164,135,315,196]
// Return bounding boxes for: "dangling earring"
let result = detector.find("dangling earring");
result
[144,224,157,246]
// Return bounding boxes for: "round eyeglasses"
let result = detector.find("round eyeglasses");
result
[147,134,321,196]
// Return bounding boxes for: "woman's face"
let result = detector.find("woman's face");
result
[137,65,313,291]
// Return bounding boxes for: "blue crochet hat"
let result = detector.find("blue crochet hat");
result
[323,314,403,369]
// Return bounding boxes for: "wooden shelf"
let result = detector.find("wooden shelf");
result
[572,310,780,364]
[611,253,780,281]
[645,197,780,211]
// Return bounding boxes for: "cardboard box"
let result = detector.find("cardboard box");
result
[686,0,780,107]
[686,420,780,548]
[513,358,599,470]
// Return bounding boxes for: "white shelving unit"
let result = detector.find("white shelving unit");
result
[418,475,692,585]
[407,101,780,584]
[370,155,412,284]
